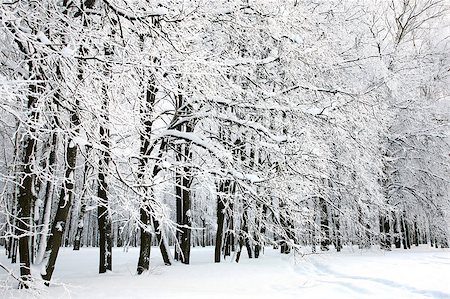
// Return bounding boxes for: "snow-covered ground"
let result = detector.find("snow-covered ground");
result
[1,245,449,298]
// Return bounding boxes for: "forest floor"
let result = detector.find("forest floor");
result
[0,245,449,298]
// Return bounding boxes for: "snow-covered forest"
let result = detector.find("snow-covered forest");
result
[0,0,449,297]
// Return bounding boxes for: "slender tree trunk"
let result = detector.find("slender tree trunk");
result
[319,197,330,251]
[11,238,18,264]
[9,179,19,263]
[98,47,112,273]
[380,214,391,250]
[174,159,183,261]
[280,202,292,254]
[153,216,172,265]
[332,208,342,252]
[136,50,172,272]
[73,146,92,251]
[35,132,57,263]
[413,220,419,246]
[215,181,227,263]
[180,171,192,264]
[201,218,206,247]
[236,209,252,263]
[72,6,94,251]
[254,203,267,258]
[97,144,112,273]
[41,121,79,284]
[401,213,411,249]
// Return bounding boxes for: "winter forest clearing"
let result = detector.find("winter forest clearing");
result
[1,0,450,297]
[0,246,448,298]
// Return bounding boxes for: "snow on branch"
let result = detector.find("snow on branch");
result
[102,0,168,21]
[159,130,232,162]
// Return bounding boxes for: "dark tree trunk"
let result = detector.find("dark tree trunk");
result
[136,49,172,272]
[11,238,18,264]
[137,205,151,274]
[223,201,234,258]
[97,145,112,273]
[180,174,192,264]
[201,218,206,247]
[97,45,113,273]
[174,160,183,261]
[7,237,12,259]
[9,179,19,264]
[17,84,40,287]
[380,214,391,250]
[153,216,172,265]
[178,110,194,265]
[73,147,92,251]
[254,203,266,259]
[319,197,330,251]
[332,209,342,252]
[393,212,401,248]
[280,202,293,254]
[413,220,419,246]
[42,130,78,284]
[358,206,371,249]
[215,181,227,263]
[136,70,155,273]
[72,28,92,252]
[37,132,57,250]
[236,209,252,263]
[401,214,411,249]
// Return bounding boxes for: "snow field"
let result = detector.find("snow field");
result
[1,245,449,299]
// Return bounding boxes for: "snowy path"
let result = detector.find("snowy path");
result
[1,246,449,298]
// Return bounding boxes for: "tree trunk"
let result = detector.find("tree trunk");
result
[98,49,112,273]
[35,132,57,263]
[236,209,252,263]
[136,48,172,272]
[319,197,330,251]
[332,208,342,252]
[214,181,227,263]
[17,85,40,287]
[401,213,411,249]
[380,214,391,250]
[41,129,78,284]
[137,204,152,274]
[174,160,183,261]
[180,173,192,264]
[73,146,92,251]
[393,212,401,248]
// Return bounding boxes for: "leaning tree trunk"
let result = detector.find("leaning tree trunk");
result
[136,49,172,273]
[9,131,20,264]
[41,109,79,284]
[42,0,96,283]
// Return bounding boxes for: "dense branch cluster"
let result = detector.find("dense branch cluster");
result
[0,0,449,288]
